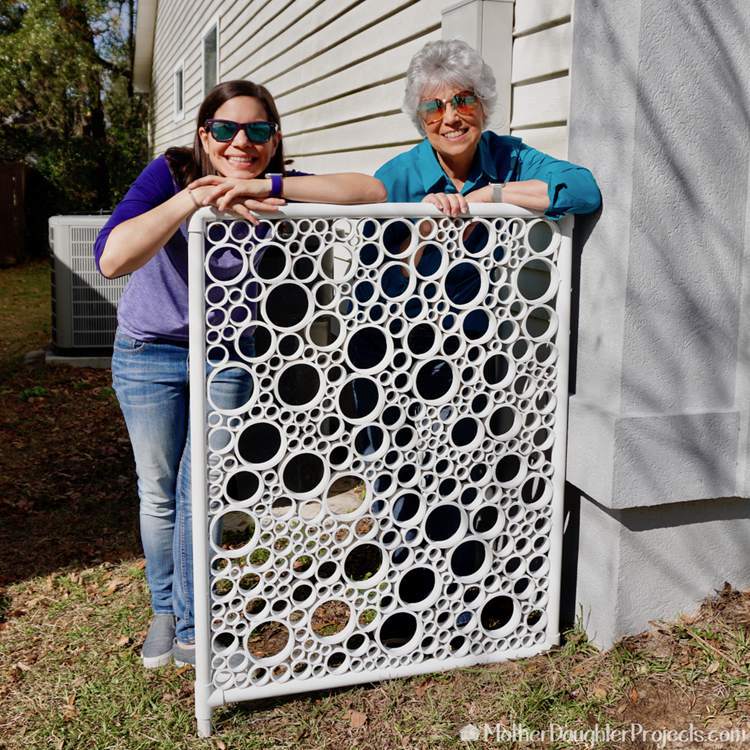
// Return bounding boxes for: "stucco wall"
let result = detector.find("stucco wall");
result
[567,0,750,508]
[564,0,750,646]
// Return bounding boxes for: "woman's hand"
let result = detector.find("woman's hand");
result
[187,176,286,224]
[188,175,270,204]
[218,196,286,224]
[422,192,468,217]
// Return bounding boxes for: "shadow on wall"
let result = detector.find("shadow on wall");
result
[560,487,750,634]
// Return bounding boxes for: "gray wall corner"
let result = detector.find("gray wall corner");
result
[738,409,750,499]
[566,396,616,505]
[573,495,625,650]
[611,411,741,507]
[568,401,744,508]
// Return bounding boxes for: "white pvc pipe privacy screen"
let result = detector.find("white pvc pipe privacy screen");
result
[188,205,571,736]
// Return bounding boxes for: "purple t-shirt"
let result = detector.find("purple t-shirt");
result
[94,156,191,342]
[94,155,306,342]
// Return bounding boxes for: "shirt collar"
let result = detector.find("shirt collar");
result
[416,138,447,194]
[416,132,499,194]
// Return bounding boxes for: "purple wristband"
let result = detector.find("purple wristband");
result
[268,173,283,198]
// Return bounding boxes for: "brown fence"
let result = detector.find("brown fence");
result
[0,162,26,266]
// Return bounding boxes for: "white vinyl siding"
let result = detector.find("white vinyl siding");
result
[147,0,576,169]
[510,0,572,159]
[150,0,224,153]
[148,0,457,174]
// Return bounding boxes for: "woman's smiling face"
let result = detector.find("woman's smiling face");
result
[198,95,280,178]
[420,83,484,166]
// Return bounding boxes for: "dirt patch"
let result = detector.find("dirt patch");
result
[354,516,374,536]
[604,583,750,745]
[247,621,290,659]
[311,600,350,638]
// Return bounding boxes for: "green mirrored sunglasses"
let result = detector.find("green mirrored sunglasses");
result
[204,119,278,143]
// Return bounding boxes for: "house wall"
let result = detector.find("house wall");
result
[565,0,750,648]
[148,0,575,171]
[149,0,207,154]
[150,0,462,175]
[510,0,572,159]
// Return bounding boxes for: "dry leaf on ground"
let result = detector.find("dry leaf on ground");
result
[349,709,367,728]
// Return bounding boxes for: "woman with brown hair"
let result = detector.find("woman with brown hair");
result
[94,80,385,669]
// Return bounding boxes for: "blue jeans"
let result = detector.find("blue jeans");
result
[112,330,250,643]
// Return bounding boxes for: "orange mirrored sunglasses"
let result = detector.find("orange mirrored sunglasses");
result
[417,91,480,124]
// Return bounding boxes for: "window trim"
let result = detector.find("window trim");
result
[173,59,185,122]
[201,16,220,97]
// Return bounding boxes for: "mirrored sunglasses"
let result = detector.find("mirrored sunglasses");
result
[204,119,278,143]
[417,92,480,125]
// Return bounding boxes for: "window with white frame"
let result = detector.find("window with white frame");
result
[173,62,184,120]
[202,20,218,96]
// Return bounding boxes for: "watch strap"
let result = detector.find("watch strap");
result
[491,182,507,203]
[268,173,283,198]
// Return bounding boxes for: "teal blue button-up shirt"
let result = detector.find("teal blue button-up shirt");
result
[374,131,601,220]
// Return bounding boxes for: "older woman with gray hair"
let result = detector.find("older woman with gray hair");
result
[375,39,600,218]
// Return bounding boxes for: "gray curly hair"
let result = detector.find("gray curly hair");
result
[402,39,497,134]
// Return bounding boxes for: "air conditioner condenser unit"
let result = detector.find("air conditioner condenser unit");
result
[49,215,127,354]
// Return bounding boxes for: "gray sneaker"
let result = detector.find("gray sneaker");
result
[173,639,196,667]
[142,614,175,668]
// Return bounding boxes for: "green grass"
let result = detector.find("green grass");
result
[2,556,750,749]
[0,259,50,377]
[248,547,270,566]
[19,385,49,401]
[6,565,745,750]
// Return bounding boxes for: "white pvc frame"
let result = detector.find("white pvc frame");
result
[188,204,572,737]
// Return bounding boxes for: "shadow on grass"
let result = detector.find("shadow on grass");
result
[0,359,142,590]
[0,494,141,587]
